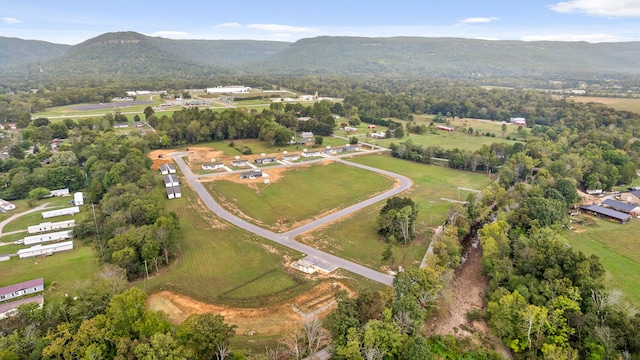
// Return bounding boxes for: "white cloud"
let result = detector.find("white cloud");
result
[246,23,314,33]
[458,17,499,25]
[549,0,640,17]
[150,31,190,38]
[2,17,22,24]
[521,33,623,42]
[213,22,242,29]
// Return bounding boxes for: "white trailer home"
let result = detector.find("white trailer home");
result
[42,207,80,219]
[23,230,74,246]
[74,192,84,206]
[17,241,74,259]
[28,220,75,234]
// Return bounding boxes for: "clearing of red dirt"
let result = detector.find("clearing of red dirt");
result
[147,282,349,336]
[148,147,226,170]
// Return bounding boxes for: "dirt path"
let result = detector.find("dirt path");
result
[0,203,51,241]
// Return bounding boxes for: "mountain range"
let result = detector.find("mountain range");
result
[1,31,639,79]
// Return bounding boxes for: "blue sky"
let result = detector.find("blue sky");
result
[1,0,639,44]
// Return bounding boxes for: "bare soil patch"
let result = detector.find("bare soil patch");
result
[147,282,350,336]
[425,242,512,358]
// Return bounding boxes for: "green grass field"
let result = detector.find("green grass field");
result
[368,116,521,151]
[565,219,640,307]
[297,154,493,270]
[570,96,640,114]
[204,162,395,230]
[143,182,314,307]
[0,242,99,297]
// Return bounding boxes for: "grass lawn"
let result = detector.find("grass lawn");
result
[564,219,640,307]
[143,182,315,307]
[0,242,100,297]
[298,154,494,270]
[204,162,395,230]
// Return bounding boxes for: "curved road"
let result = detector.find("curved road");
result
[171,151,412,286]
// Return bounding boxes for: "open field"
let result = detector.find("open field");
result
[298,154,494,270]
[0,242,99,297]
[570,96,640,114]
[565,219,640,307]
[204,162,395,231]
[369,117,521,151]
[143,181,315,308]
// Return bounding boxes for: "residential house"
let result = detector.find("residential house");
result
[28,220,75,234]
[343,145,361,152]
[0,278,44,303]
[343,126,358,132]
[240,170,263,179]
[42,207,80,219]
[49,188,70,197]
[231,159,249,167]
[254,157,277,164]
[166,186,182,199]
[201,162,224,170]
[23,230,74,246]
[113,123,129,129]
[17,241,74,258]
[301,149,322,157]
[510,117,527,126]
[0,199,16,212]
[300,132,314,138]
[282,154,300,161]
[370,132,386,139]
[163,175,179,188]
[0,296,44,320]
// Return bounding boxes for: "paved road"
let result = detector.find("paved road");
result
[172,150,412,286]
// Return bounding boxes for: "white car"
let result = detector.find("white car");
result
[13,240,23,245]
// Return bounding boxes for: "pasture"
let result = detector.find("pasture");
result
[565,219,640,307]
[570,96,640,114]
[204,162,395,231]
[299,154,493,270]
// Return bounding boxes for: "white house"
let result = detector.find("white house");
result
[166,186,182,199]
[74,192,84,206]
[28,220,75,234]
[42,207,80,219]
[344,126,358,132]
[0,199,16,212]
[0,295,44,320]
[17,241,74,259]
[282,154,300,161]
[163,175,179,188]
[23,230,74,246]
[231,159,249,167]
[301,149,322,157]
[49,189,70,197]
[0,278,44,303]
[159,164,177,175]
[254,157,277,164]
[201,162,224,170]
[370,132,386,139]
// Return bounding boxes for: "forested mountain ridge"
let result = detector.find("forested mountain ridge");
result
[245,36,640,77]
[2,31,640,80]
[0,36,69,69]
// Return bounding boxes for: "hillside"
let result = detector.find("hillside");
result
[2,32,640,80]
[243,36,640,77]
[0,36,69,69]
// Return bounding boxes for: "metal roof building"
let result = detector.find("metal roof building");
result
[580,205,631,223]
[602,198,637,214]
